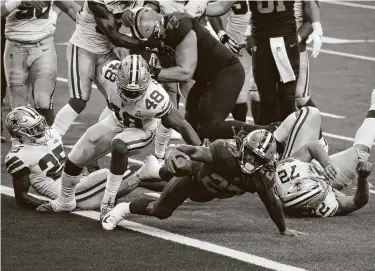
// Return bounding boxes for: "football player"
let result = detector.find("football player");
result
[128,7,257,142]
[52,0,165,138]
[37,55,201,219]
[207,0,255,122]
[274,89,375,217]
[4,106,136,210]
[1,16,6,143]
[2,0,80,125]
[207,1,322,125]
[102,128,306,237]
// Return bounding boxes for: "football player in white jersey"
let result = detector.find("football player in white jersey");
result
[52,0,166,138]
[38,55,201,219]
[207,0,254,123]
[2,0,80,125]
[4,106,136,210]
[274,89,375,217]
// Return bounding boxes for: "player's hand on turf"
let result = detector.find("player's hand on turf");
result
[306,22,323,58]
[357,161,372,179]
[219,32,242,57]
[121,10,135,27]
[323,164,337,182]
[281,228,308,237]
[21,0,46,10]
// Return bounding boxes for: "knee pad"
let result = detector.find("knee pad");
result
[249,90,260,102]
[111,138,129,154]
[69,98,87,114]
[296,96,311,107]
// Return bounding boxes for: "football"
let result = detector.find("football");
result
[173,155,193,176]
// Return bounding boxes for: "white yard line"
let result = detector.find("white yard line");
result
[306,47,375,62]
[321,0,375,10]
[0,185,306,271]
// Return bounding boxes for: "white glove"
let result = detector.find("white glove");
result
[306,22,323,58]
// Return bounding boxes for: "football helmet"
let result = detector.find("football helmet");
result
[117,54,151,104]
[239,129,277,174]
[5,106,50,144]
[132,7,165,40]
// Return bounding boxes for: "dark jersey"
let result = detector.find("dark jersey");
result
[249,1,296,39]
[195,139,275,199]
[162,12,238,84]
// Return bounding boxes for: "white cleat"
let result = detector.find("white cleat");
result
[100,198,115,221]
[136,155,162,181]
[101,202,130,231]
[171,129,182,140]
[36,199,76,213]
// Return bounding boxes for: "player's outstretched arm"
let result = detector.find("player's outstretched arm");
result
[257,188,308,237]
[88,1,144,49]
[1,0,46,17]
[54,1,81,22]
[11,168,49,209]
[175,145,214,164]
[161,107,201,146]
[205,0,234,17]
[335,161,371,216]
[156,30,197,83]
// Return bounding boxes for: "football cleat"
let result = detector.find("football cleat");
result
[101,202,131,231]
[100,197,115,221]
[36,199,76,213]
[136,155,162,181]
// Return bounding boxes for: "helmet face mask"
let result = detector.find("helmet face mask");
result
[6,106,51,145]
[240,146,269,174]
[116,54,151,104]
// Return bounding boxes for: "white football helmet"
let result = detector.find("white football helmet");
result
[117,54,151,104]
[5,106,50,144]
[239,129,277,174]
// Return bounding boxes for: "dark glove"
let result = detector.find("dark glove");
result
[245,35,253,56]
[219,31,242,57]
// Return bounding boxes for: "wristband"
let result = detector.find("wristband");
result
[5,0,22,12]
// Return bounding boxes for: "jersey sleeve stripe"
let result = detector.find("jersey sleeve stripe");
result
[155,101,173,118]
[5,156,21,168]
[7,160,25,173]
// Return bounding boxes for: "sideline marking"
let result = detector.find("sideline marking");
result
[307,48,375,62]
[321,0,375,10]
[0,185,306,271]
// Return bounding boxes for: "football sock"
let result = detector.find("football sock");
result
[57,172,80,205]
[155,123,172,159]
[36,108,55,126]
[52,104,78,136]
[231,102,248,122]
[353,110,375,150]
[102,172,123,206]
[250,100,260,124]
[129,198,155,215]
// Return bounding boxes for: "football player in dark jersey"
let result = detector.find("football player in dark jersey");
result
[206,1,322,126]
[127,7,255,141]
[102,127,307,237]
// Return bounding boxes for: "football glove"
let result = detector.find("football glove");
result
[218,31,242,57]
[121,9,135,28]
[306,22,323,58]
[149,53,161,80]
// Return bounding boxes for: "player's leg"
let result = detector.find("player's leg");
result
[102,175,195,230]
[38,114,120,212]
[29,37,57,125]
[184,82,203,132]
[100,128,155,219]
[274,106,321,159]
[3,40,30,108]
[249,70,260,124]
[276,35,299,122]
[329,89,375,190]
[231,48,251,122]
[252,37,279,125]
[1,20,7,142]
[52,43,96,136]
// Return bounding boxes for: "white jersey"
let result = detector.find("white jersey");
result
[274,158,338,217]
[5,1,59,42]
[102,60,173,131]
[4,128,66,199]
[226,1,251,44]
[155,0,208,19]
[294,0,304,29]
[70,0,143,54]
